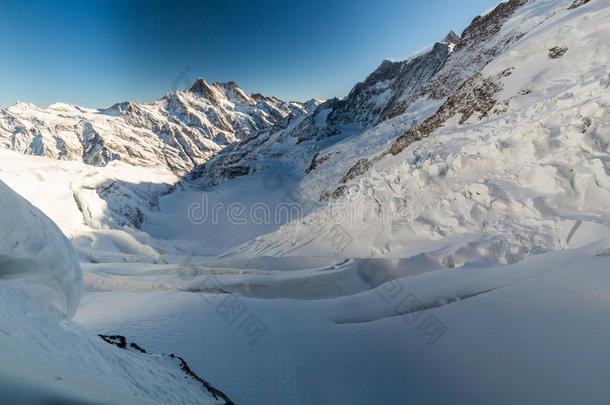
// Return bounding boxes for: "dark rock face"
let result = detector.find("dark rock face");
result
[187,131,268,186]
[226,165,251,179]
[189,33,458,186]
[305,152,332,174]
[455,0,528,53]
[417,0,528,100]
[98,334,235,405]
[99,334,127,348]
[328,40,454,127]
[169,354,235,405]
[387,68,513,156]
[444,30,461,44]
[189,78,215,96]
[548,46,568,59]
[568,0,590,9]
[339,158,374,185]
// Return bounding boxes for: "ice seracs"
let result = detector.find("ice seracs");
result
[230,0,610,264]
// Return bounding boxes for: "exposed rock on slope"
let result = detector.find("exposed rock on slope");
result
[568,0,591,9]
[98,334,235,405]
[331,68,515,198]
[415,0,528,100]
[327,35,456,127]
[548,46,568,58]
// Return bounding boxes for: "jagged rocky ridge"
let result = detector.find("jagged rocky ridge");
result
[328,0,532,197]
[0,80,307,174]
[188,0,530,188]
[189,31,461,186]
[328,67,516,200]
[326,31,457,127]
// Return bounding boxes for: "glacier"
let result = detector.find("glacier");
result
[1,0,610,403]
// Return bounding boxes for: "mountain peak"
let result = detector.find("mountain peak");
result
[189,78,212,95]
[444,30,460,44]
[188,78,254,104]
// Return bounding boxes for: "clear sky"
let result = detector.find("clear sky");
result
[0,0,502,108]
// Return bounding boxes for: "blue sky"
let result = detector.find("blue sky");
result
[0,0,502,108]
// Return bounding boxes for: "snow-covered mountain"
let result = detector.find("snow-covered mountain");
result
[226,0,610,264]
[189,31,462,186]
[1,0,610,404]
[0,79,308,174]
[187,0,534,188]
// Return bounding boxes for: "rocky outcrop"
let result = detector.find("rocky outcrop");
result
[416,0,528,100]
[328,36,457,127]
[568,0,591,9]
[454,0,528,53]
[444,30,461,45]
[548,46,568,59]
[99,334,234,404]
[305,152,333,174]
[324,0,532,198]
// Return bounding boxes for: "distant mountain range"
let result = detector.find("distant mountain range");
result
[0,0,527,183]
[0,79,310,174]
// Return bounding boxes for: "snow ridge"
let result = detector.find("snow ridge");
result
[0,180,82,318]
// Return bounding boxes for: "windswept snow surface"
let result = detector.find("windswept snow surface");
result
[74,238,610,404]
[0,284,223,405]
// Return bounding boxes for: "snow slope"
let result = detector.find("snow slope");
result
[0,284,226,405]
[0,169,231,404]
[74,237,610,404]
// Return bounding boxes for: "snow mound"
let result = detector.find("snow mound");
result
[0,180,82,318]
[0,285,224,404]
